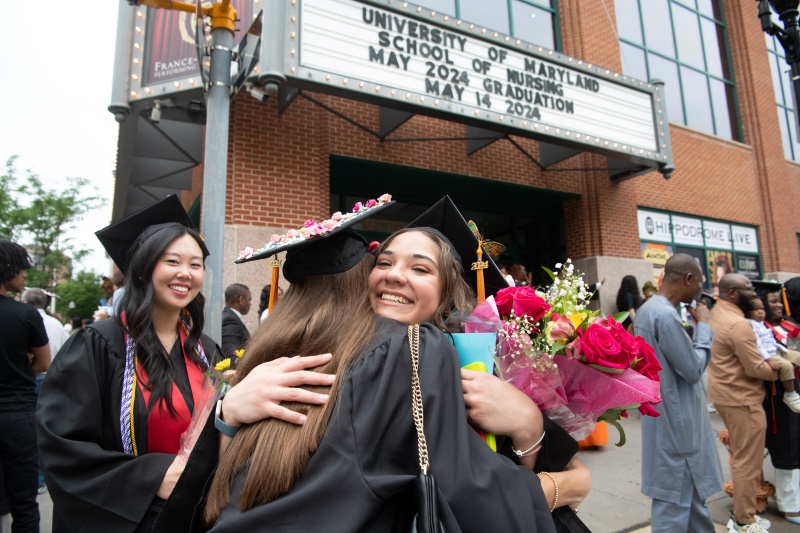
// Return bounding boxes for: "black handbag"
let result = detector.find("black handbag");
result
[407,324,446,533]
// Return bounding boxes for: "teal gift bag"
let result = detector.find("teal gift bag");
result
[450,332,497,372]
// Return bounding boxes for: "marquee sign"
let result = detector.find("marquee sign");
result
[278,0,672,171]
[637,209,760,253]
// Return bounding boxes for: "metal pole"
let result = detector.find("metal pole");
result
[109,1,134,123]
[200,10,234,344]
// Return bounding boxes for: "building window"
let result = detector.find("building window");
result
[414,0,559,50]
[614,0,739,141]
[766,12,800,161]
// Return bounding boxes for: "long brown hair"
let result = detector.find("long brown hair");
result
[204,255,376,522]
[379,227,475,332]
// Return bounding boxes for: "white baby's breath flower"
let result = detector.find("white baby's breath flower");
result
[555,263,562,269]
[565,311,572,317]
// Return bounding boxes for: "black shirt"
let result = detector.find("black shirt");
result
[0,294,48,412]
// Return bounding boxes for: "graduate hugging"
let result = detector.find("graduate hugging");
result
[208,195,591,532]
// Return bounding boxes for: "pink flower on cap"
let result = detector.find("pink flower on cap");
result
[320,219,338,230]
[378,193,392,202]
[303,219,315,228]
[286,229,299,238]
[365,199,377,208]
[332,211,343,221]
[270,234,281,242]
[353,202,364,212]
[238,246,254,260]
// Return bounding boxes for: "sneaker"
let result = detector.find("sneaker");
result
[784,392,800,413]
[727,511,771,532]
[728,521,770,533]
[37,485,47,495]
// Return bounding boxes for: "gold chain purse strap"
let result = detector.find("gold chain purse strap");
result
[408,324,430,475]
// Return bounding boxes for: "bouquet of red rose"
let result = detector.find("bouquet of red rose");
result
[465,260,662,444]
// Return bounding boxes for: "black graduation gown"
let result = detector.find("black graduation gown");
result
[764,378,800,470]
[36,318,221,532]
[210,319,555,532]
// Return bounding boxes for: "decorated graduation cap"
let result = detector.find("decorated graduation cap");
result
[95,194,209,274]
[236,194,395,310]
[407,195,509,303]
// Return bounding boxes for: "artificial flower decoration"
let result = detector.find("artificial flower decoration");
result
[215,358,231,372]
[234,349,244,359]
[237,194,393,261]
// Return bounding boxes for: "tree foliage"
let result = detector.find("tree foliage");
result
[55,271,107,320]
[1,156,104,290]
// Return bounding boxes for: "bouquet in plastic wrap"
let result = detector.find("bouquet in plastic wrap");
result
[465,259,662,445]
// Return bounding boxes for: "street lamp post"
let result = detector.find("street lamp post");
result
[758,0,800,134]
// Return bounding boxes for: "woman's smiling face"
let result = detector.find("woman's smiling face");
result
[369,231,443,325]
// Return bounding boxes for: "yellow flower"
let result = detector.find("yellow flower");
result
[569,313,586,328]
[215,358,231,371]
[235,349,245,359]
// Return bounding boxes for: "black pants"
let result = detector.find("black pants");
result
[0,410,39,532]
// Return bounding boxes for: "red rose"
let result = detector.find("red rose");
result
[495,287,515,317]
[607,316,639,363]
[638,402,661,417]
[631,336,661,381]
[577,323,629,371]
[512,286,551,322]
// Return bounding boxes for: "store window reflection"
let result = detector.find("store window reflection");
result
[614,0,739,141]
[766,10,800,161]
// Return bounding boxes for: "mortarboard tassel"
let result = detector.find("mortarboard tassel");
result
[784,287,791,317]
[268,259,281,311]
[475,244,486,304]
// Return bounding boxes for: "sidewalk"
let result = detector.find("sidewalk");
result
[578,411,799,533]
[5,412,797,533]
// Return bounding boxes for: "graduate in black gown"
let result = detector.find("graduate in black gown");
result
[36,196,215,531]
[203,197,564,531]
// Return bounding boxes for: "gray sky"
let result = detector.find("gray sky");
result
[0,2,121,275]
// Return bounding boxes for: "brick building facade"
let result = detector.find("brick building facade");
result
[115,0,800,332]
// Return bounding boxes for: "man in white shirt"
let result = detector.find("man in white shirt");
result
[21,289,68,388]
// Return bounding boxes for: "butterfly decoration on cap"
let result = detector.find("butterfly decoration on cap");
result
[467,220,506,304]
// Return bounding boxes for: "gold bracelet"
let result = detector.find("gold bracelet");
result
[540,471,558,512]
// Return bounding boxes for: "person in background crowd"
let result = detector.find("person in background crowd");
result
[0,241,50,532]
[100,276,114,306]
[616,275,643,332]
[67,316,82,334]
[258,284,284,323]
[222,283,251,358]
[21,288,68,495]
[110,265,125,316]
[20,289,68,392]
[708,274,778,533]
[757,280,800,525]
[634,254,722,533]
[642,280,658,302]
[510,263,531,286]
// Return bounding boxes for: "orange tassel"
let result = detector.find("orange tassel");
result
[268,259,281,311]
[476,248,485,304]
[784,287,791,317]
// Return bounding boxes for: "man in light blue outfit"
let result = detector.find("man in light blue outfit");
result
[634,254,723,532]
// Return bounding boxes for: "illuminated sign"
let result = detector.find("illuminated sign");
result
[282,0,672,167]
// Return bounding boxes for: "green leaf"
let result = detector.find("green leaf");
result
[608,420,626,447]
[541,266,556,281]
[611,311,630,323]
[587,363,625,374]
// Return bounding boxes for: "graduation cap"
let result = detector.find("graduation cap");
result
[95,194,209,274]
[753,279,793,318]
[407,196,509,301]
[235,195,395,310]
